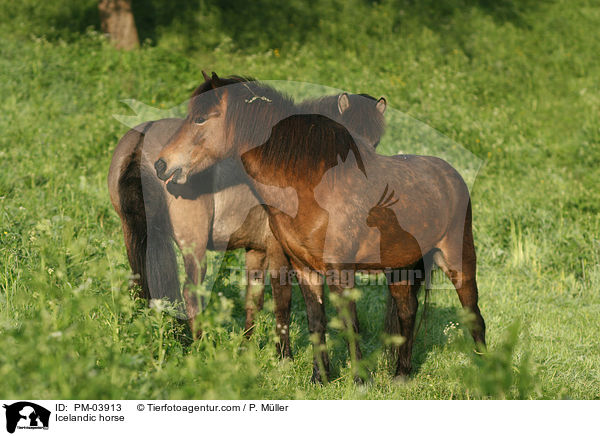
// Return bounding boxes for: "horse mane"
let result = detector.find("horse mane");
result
[193,74,375,185]
[298,93,385,148]
[244,113,370,186]
[296,94,339,116]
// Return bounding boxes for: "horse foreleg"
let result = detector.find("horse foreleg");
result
[266,238,293,359]
[292,262,329,383]
[329,283,363,381]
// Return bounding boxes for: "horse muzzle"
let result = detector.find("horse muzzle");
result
[154,158,184,184]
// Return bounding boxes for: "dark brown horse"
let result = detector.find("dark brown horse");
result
[155,74,485,382]
[108,75,386,357]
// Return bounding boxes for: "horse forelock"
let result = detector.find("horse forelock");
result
[188,75,295,149]
[188,76,243,117]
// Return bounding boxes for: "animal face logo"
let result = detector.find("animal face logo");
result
[2,402,50,434]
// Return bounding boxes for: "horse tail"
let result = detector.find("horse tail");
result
[117,125,180,304]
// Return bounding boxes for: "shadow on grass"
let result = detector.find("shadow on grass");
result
[410,304,460,374]
[162,256,465,381]
[28,0,540,47]
[276,282,461,380]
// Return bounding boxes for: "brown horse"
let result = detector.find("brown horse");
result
[108,76,386,356]
[155,73,486,382]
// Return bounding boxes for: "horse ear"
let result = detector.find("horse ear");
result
[376,97,387,114]
[337,93,350,114]
[202,70,211,82]
[209,72,222,89]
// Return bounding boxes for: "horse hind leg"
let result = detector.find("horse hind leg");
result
[384,253,434,363]
[171,200,211,339]
[120,219,147,298]
[387,261,425,377]
[291,261,330,383]
[244,249,267,338]
[434,211,486,346]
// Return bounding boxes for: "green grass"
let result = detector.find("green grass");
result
[1,0,599,399]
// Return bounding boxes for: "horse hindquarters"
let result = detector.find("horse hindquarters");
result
[108,125,150,298]
[111,124,181,307]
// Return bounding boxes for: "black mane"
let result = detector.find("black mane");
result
[297,93,385,148]
[190,74,374,184]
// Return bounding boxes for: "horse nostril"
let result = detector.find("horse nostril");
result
[154,158,167,179]
[171,167,182,183]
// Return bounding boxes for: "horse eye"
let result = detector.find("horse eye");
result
[193,116,207,125]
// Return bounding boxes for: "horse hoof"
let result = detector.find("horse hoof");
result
[394,364,411,379]
[393,374,410,383]
[276,344,293,360]
[353,375,366,385]
[310,367,328,385]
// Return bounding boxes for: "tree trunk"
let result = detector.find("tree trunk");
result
[98,0,139,50]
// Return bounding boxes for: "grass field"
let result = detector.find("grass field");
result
[0,0,599,399]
